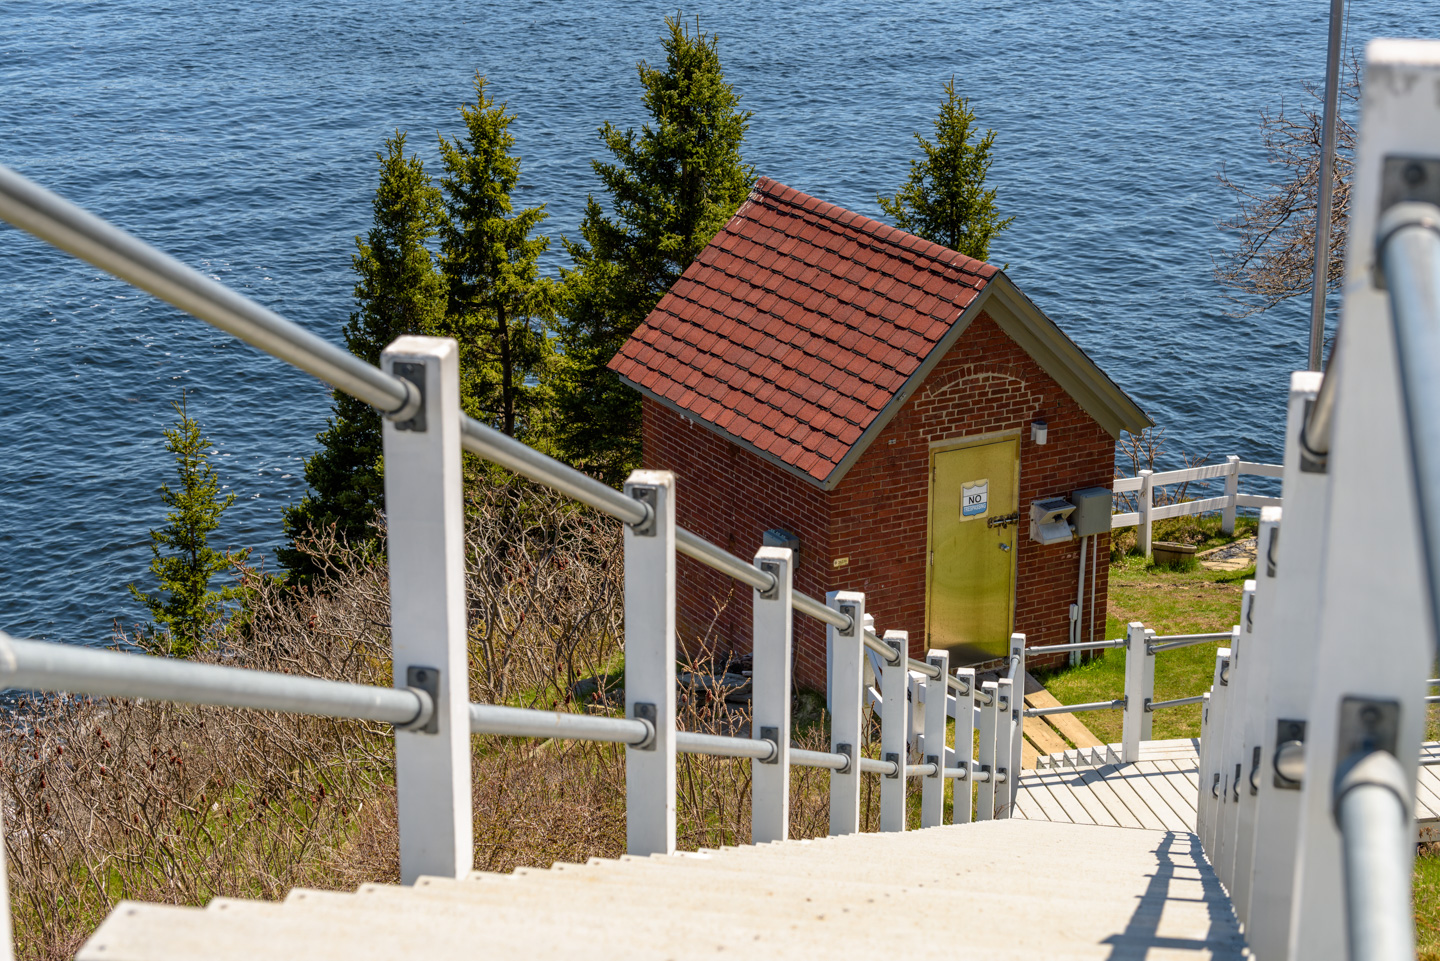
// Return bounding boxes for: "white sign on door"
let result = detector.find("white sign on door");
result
[961,479,989,519]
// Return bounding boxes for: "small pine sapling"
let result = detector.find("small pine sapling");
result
[129,394,250,655]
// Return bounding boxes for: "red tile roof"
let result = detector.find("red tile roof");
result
[609,177,998,485]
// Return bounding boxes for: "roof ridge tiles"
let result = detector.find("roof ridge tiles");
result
[752,177,991,278]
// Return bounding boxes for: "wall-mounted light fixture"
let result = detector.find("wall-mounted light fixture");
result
[1032,420,1048,445]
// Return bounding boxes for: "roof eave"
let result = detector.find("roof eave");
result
[620,377,840,490]
[985,273,1153,438]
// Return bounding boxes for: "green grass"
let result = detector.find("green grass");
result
[1037,551,1254,744]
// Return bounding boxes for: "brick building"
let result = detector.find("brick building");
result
[609,178,1150,689]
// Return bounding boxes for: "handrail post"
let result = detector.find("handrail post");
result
[1138,470,1155,557]
[623,469,678,856]
[751,546,794,844]
[1222,455,1241,535]
[381,336,473,884]
[826,591,865,835]
[1005,633,1027,817]
[977,680,999,821]
[996,677,1015,818]
[879,629,909,832]
[953,667,976,824]
[920,649,950,828]
[1121,621,1147,764]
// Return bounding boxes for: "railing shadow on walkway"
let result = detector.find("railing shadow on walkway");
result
[1103,833,1247,960]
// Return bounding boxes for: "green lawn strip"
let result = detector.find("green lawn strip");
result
[1037,554,1252,745]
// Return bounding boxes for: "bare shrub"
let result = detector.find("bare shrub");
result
[5,477,892,961]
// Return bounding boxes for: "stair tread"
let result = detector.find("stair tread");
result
[79,820,1247,961]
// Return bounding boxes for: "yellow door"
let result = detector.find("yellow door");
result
[927,438,1019,665]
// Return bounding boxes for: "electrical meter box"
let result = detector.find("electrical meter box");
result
[1029,497,1076,545]
[1069,487,1112,538]
[762,528,801,567]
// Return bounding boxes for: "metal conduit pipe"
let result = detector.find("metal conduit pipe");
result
[0,633,432,729]
[1335,751,1416,961]
[1380,201,1440,663]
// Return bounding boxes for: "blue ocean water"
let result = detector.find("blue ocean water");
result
[3,1,1438,646]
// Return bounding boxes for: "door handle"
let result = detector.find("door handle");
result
[998,543,1011,552]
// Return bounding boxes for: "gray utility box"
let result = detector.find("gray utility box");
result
[1070,487,1113,538]
[762,528,801,567]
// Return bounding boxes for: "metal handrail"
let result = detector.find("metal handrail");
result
[1335,751,1416,961]
[1379,201,1440,664]
[0,165,865,638]
[858,756,898,776]
[1035,638,1126,655]
[1148,632,1232,654]
[1146,694,1206,712]
[1023,698,1125,718]
[0,632,432,728]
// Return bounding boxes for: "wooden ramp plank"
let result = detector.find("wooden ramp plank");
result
[1024,714,1070,752]
[1022,688,1106,750]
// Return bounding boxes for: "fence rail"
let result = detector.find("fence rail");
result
[1112,457,1283,556]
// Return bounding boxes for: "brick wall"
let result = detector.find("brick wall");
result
[640,310,1115,690]
[641,402,832,672]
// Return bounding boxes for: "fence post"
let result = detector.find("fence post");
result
[953,668,976,825]
[1138,469,1155,557]
[381,336,472,885]
[996,677,1015,818]
[880,630,909,832]
[1121,621,1147,764]
[826,591,865,836]
[977,680,999,821]
[1214,624,1244,889]
[1222,455,1241,535]
[623,469,677,857]
[921,649,950,828]
[751,546,793,845]
[1006,633,1027,817]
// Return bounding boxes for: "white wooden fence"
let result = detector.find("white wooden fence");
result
[1113,456,1283,556]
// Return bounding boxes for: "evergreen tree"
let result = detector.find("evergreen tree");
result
[280,132,446,577]
[129,395,250,656]
[878,78,1012,261]
[438,75,556,440]
[552,15,755,483]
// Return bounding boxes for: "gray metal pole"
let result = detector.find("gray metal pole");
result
[1307,0,1346,371]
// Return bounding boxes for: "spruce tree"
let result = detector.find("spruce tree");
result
[552,15,755,483]
[129,395,249,656]
[438,74,556,441]
[280,132,446,577]
[878,78,1012,261]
